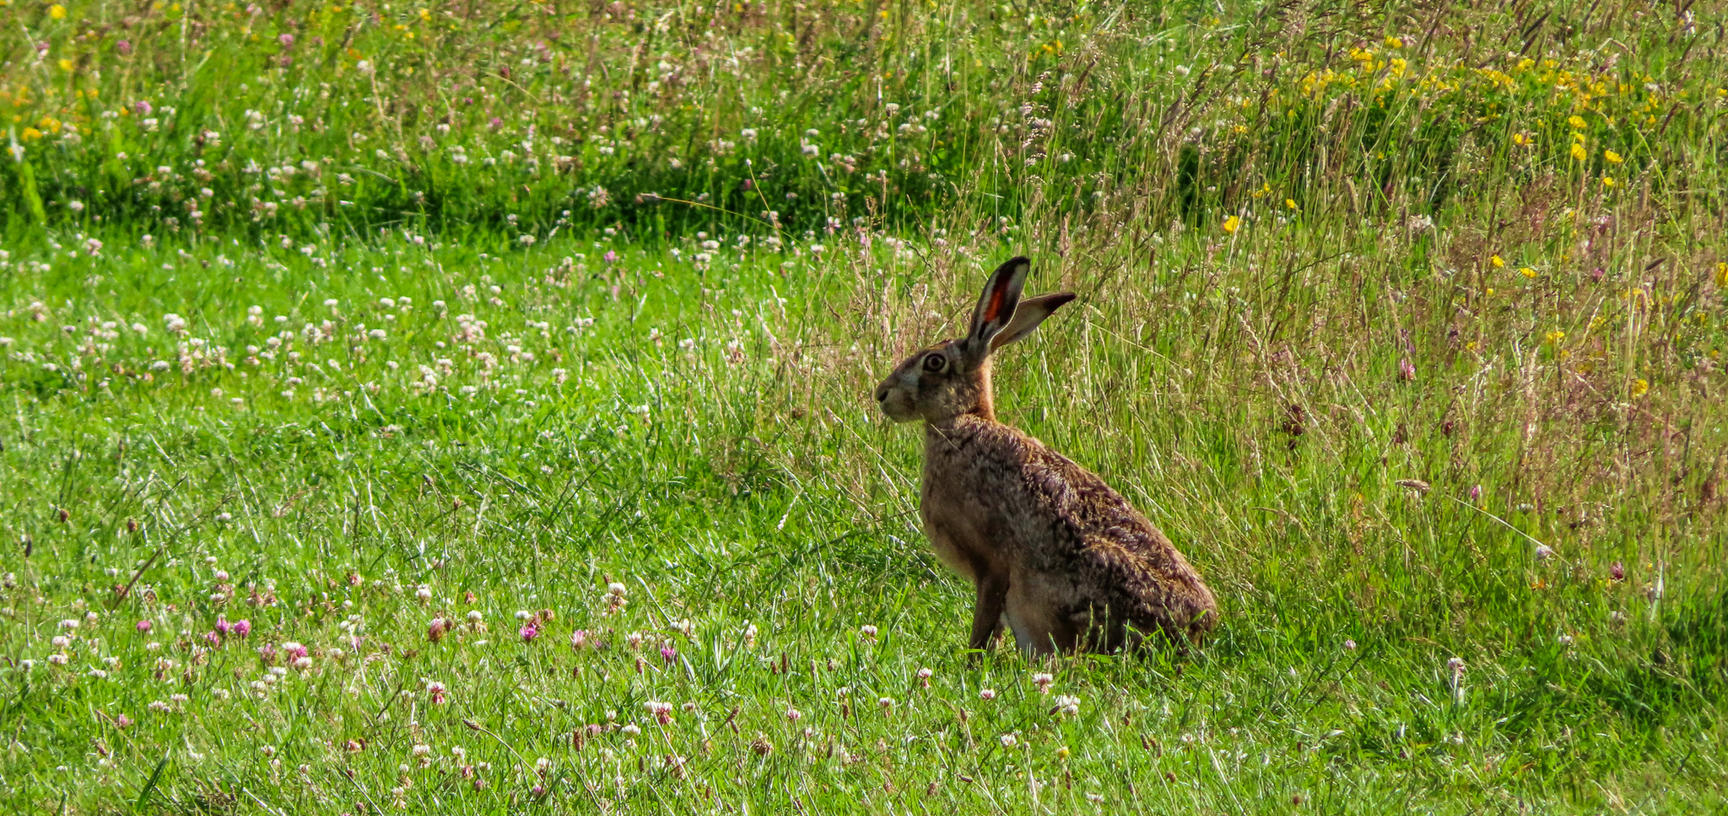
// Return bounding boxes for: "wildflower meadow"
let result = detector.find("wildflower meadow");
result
[2,0,1726,812]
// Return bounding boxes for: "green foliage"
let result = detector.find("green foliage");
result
[1,0,1727,813]
[4,1,1722,239]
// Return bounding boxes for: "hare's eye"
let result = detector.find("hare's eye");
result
[922,352,947,373]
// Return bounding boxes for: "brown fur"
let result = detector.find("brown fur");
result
[875,257,1217,655]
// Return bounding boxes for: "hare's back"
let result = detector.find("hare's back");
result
[1014,439,1216,630]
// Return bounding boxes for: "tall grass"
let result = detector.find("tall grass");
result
[6,2,1722,239]
[1,0,1727,812]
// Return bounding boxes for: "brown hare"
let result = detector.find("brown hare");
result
[875,257,1217,656]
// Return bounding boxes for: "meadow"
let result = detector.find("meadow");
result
[3,0,1727,812]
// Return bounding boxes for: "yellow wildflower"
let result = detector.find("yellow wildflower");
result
[1544,329,1565,345]
[58,58,73,72]
[1567,114,1586,130]
[1513,132,1532,147]
[21,127,43,140]
[50,3,66,18]
[1604,149,1623,164]
[1630,379,1649,399]
[1601,176,1615,188]
[1491,255,1506,268]
[1384,35,1403,48]
[1569,143,1587,161]
[1716,262,1728,287]
[1520,266,1537,279]
[1284,198,1297,211]
[1223,215,1241,234]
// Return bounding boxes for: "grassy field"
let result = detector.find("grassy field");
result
[4,0,1728,812]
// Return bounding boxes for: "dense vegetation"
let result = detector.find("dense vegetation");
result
[2,0,1726,812]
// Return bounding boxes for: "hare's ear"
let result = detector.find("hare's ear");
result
[965,257,1032,358]
[989,292,1076,351]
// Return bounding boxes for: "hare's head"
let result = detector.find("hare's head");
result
[875,257,1074,424]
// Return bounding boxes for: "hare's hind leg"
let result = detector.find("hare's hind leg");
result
[1004,579,1079,655]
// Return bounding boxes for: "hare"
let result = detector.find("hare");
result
[874,257,1217,655]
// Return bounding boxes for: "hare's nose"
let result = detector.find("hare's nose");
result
[874,385,890,403]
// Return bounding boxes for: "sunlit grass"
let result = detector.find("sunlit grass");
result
[2,0,1727,813]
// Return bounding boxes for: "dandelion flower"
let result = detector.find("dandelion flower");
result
[50,4,67,19]
[1490,255,1505,268]
[1222,215,1241,234]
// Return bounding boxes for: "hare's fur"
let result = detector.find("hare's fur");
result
[876,257,1217,655]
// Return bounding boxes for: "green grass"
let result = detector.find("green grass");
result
[3,0,1728,813]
